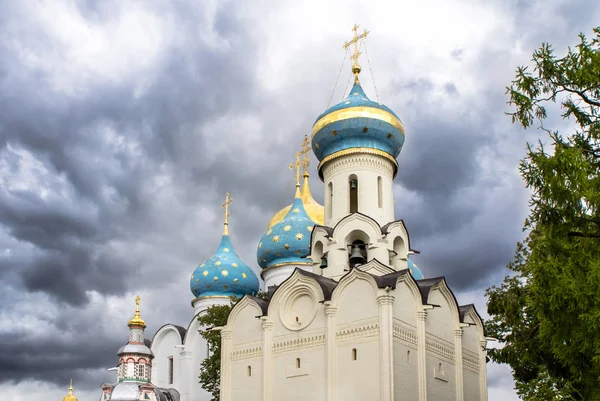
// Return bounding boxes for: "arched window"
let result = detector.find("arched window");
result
[247,365,252,376]
[352,348,357,360]
[407,350,411,363]
[349,175,358,213]
[296,358,301,368]
[377,176,383,208]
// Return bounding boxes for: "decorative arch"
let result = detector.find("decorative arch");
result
[422,279,462,330]
[151,324,184,351]
[394,271,425,313]
[332,213,383,246]
[331,268,380,310]
[226,296,265,327]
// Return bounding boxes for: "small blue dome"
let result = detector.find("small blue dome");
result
[257,192,314,270]
[190,234,259,299]
[311,81,405,176]
[407,258,424,280]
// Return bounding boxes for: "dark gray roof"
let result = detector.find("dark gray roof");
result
[296,269,338,300]
[414,276,445,305]
[246,295,269,315]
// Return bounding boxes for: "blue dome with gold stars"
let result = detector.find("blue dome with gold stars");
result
[190,234,259,299]
[257,189,314,270]
[407,257,424,280]
[311,81,405,178]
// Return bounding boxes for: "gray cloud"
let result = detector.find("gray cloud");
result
[0,1,598,399]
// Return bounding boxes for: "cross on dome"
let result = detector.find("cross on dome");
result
[221,192,233,235]
[343,24,369,82]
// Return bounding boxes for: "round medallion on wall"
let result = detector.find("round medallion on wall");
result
[279,286,318,331]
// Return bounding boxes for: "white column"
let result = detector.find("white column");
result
[479,340,488,401]
[417,311,428,401]
[219,329,232,401]
[377,294,394,401]
[179,350,193,401]
[324,304,337,401]
[261,318,274,401]
[454,329,464,401]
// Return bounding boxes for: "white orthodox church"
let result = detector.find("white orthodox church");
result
[98,27,488,401]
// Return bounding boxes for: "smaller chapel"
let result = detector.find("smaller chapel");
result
[99,297,180,401]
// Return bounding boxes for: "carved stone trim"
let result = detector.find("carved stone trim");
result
[272,333,326,354]
[392,323,418,346]
[425,335,455,362]
[231,346,263,361]
[322,153,395,178]
[463,350,480,373]
[336,322,379,344]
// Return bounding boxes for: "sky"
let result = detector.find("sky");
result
[0,1,598,400]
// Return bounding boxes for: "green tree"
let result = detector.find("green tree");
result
[197,291,269,401]
[486,27,600,400]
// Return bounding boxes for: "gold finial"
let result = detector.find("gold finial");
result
[128,295,146,327]
[299,135,312,176]
[343,24,369,83]
[62,379,78,401]
[221,192,233,235]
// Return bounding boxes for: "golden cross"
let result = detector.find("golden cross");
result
[135,295,141,312]
[343,24,369,82]
[289,152,302,186]
[222,192,233,228]
[299,135,312,174]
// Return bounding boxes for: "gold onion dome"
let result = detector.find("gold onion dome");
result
[128,295,146,328]
[62,379,78,401]
[266,172,324,229]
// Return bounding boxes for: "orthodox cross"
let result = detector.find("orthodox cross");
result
[134,295,141,317]
[222,192,233,234]
[289,152,302,187]
[343,24,369,82]
[299,135,312,174]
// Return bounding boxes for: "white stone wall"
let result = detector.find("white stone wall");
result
[221,269,487,401]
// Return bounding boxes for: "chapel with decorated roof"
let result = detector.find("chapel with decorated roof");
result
[98,25,487,401]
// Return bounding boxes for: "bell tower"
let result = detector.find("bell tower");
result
[309,25,411,280]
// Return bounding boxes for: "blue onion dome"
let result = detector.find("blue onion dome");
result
[190,210,259,299]
[257,185,313,270]
[311,81,405,179]
[407,257,424,280]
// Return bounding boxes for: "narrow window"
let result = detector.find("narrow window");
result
[137,363,145,377]
[407,350,411,363]
[438,362,442,372]
[377,176,383,208]
[327,182,333,219]
[168,356,174,384]
[352,348,357,360]
[349,175,358,213]
[296,358,301,368]
[247,365,252,376]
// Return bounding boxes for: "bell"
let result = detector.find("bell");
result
[320,257,328,269]
[350,179,358,190]
[349,245,366,266]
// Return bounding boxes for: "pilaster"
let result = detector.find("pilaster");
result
[179,350,193,401]
[220,329,232,401]
[324,304,337,401]
[262,318,274,401]
[454,329,464,401]
[479,340,488,401]
[417,310,428,401]
[377,294,394,401]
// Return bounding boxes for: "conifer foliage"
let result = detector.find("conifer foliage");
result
[486,27,600,400]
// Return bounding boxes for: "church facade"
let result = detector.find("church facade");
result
[100,26,487,401]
